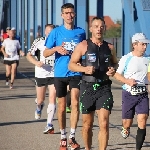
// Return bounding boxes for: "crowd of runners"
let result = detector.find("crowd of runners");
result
[1,3,150,150]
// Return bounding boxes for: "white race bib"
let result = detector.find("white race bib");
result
[130,85,147,95]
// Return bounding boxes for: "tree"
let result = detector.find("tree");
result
[104,20,122,38]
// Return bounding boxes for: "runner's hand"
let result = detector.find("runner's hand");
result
[126,78,137,86]
[106,67,116,76]
[56,43,68,55]
[4,53,8,58]
[35,61,44,67]
[84,66,95,74]
[20,51,25,56]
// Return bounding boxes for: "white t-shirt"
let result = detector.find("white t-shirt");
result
[116,52,150,92]
[28,37,55,78]
[2,38,21,60]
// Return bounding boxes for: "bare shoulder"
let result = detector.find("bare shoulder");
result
[76,40,87,55]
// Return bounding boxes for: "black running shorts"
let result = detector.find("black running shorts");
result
[35,77,54,87]
[54,76,81,98]
[80,80,114,114]
[4,60,18,66]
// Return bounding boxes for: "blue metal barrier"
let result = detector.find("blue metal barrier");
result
[122,0,150,55]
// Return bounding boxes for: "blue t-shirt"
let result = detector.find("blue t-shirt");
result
[45,25,86,77]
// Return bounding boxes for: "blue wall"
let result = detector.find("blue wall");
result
[122,0,150,55]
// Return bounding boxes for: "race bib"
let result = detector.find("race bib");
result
[63,38,79,55]
[130,85,147,95]
[8,49,16,58]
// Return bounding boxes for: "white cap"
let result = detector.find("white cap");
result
[6,27,10,30]
[132,33,150,43]
[11,27,16,30]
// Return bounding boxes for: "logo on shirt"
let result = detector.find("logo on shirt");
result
[88,53,96,62]
[105,58,108,62]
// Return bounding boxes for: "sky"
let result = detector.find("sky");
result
[90,0,122,22]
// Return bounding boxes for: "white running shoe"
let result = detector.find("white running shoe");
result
[43,124,54,134]
[121,127,130,139]
[6,82,9,86]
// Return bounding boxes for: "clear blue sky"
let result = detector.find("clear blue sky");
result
[90,0,122,22]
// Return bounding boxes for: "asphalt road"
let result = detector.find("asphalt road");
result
[0,57,150,150]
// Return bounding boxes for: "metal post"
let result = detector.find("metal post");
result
[55,0,64,26]
[48,0,53,24]
[33,0,38,39]
[75,0,86,30]
[41,0,47,36]
[21,0,25,52]
[10,0,17,28]
[16,0,20,36]
[27,0,30,53]
[86,0,89,38]
[97,0,103,17]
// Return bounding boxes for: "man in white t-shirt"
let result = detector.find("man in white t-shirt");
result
[114,33,150,150]
[27,24,56,134]
[1,30,24,89]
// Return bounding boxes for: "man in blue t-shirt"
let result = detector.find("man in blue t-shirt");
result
[44,3,86,150]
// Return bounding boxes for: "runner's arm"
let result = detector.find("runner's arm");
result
[147,63,150,82]
[1,45,7,57]
[26,51,39,65]
[68,41,87,73]
[43,46,59,57]
[26,38,41,65]
[1,40,8,57]
[113,56,127,84]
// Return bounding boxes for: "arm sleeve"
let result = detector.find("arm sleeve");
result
[44,29,56,48]
[116,56,127,74]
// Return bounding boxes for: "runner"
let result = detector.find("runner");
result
[114,33,150,150]
[26,24,56,134]
[43,3,86,150]
[68,17,117,150]
[1,30,24,89]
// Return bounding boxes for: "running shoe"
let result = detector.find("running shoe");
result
[121,127,130,139]
[6,82,9,86]
[66,107,71,113]
[43,124,54,134]
[68,137,80,150]
[60,138,67,150]
[10,84,13,89]
[35,103,44,119]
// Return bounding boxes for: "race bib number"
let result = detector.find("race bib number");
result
[130,85,147,95]
[45,59,55,67]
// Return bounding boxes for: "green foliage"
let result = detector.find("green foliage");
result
[104,20,122,38]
